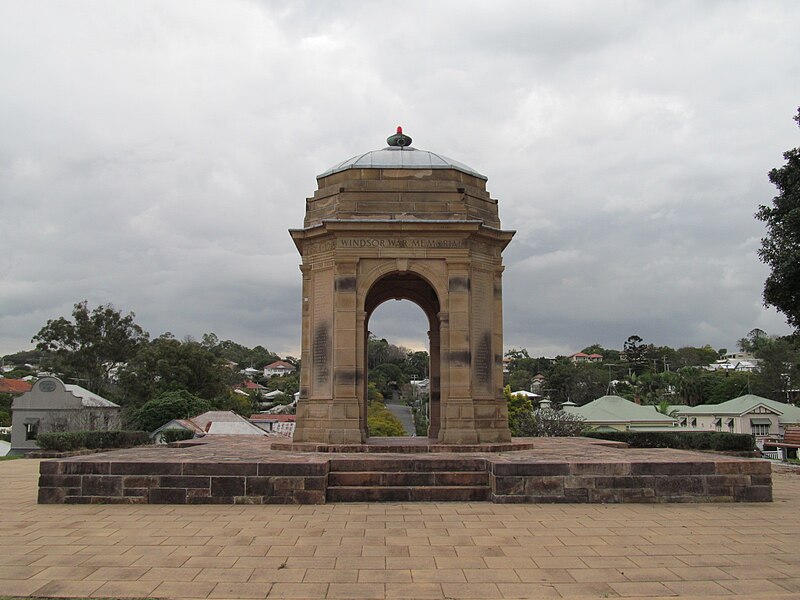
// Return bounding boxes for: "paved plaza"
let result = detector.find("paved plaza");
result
[2,457,799,599]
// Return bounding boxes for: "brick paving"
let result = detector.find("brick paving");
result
[4,457,800,599]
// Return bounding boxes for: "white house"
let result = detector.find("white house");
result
[671,395,800,438]
[263,360,296,378]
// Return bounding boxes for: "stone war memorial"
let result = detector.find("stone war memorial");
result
[36,128,773,505]
[290,126,513,445]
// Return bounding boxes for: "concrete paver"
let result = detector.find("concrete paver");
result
[2,458,800,599]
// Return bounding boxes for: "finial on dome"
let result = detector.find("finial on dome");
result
[387,125,412,148]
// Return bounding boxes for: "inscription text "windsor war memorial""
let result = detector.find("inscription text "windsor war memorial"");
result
[339,238,465,249]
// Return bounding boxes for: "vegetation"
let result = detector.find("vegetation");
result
[367,399,407,436]
[32,300,148,395]
[132,390,212,432]
[37,430,150,452]
[505,386,585,437]
[161,429,196,443]
[758,107,800,330]
[505,332,800,407]
[116,334,235,408]
[583,430,755,452]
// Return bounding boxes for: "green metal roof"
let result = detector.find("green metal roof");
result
[671,395,800,423]
[564,395,677,424]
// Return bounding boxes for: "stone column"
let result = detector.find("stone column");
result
[428,326,441,438]
[439,261,478,444]
[292,264,313,442]
[330,260,362,443]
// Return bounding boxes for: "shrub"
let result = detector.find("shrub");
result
[367,400,406,436]
[583,430,755,451]
[162,429,195,443]
[37,430,150,452]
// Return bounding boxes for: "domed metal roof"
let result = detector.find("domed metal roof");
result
[317,127,487,181]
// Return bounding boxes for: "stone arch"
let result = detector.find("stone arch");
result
[362,270,443,438]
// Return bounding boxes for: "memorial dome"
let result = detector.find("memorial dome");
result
[317,127,487,181]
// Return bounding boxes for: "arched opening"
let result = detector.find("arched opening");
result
[364,272,441,439]
[367,300,428,437]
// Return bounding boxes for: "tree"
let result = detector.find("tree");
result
[738,328,769,354]
[750,335,800,402]
[32,301,149,393]
[116,336,232,407]
[758,107,800,330]
[623,335,647,366]
[504,385,534,436]
[133,390,212,432]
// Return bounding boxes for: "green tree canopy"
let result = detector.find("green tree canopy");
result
[133,390,212,432]
[117,335,233,407]
[32,300,149,394]
[758,107,800,330]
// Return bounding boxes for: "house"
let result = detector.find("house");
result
[150,410,267,443]
[670,395,800,438]
[562,395,677,432]
[235,380,268,397]
[249,413,296,437]
[706,359,759,373]
[0,378,32,395]
[569,352,603,364]
[510,390,541,399]
[263,360,296,378]
[10,376,121,454]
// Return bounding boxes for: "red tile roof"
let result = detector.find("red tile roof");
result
[239,380,267,390]
[0,378,32,394]
[264,360,295,370]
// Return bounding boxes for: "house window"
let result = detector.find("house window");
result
[750,419,771,436]
[25,420,39,441]
[727,419,735,433]
[690,418,697,427]
[714,418,722,432]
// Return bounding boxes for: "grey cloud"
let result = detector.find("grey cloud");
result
[1,1,798,359]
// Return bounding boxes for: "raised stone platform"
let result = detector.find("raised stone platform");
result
[37,436,773,505]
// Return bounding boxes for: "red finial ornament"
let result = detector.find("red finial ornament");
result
[387,126,412,147]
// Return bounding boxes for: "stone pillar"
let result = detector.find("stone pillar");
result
[330,260,362,443]
[439,261,478,444]
[428,327,441,438]
[292,264,313,442]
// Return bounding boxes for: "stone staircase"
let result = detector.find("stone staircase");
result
[326,456,490,502]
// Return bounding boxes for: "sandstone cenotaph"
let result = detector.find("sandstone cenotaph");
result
[290,128,514,444]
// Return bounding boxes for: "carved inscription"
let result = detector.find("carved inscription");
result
[475,332,492,391]
[472,269,492,396]
[339,238,465,249]
[313,323,330,386]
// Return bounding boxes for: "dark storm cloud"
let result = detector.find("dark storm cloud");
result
[1,1,798,359]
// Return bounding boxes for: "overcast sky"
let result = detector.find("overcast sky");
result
[1,1,798,360]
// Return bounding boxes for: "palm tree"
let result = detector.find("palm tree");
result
[677,367,703,406]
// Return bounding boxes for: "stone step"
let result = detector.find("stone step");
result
[328,457,488,473]
[329,471,489,487]
[326,485,490,502]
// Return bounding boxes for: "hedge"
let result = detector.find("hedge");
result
[37,430,150,452]
[161,429,195,443]
[582,430,755,451]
